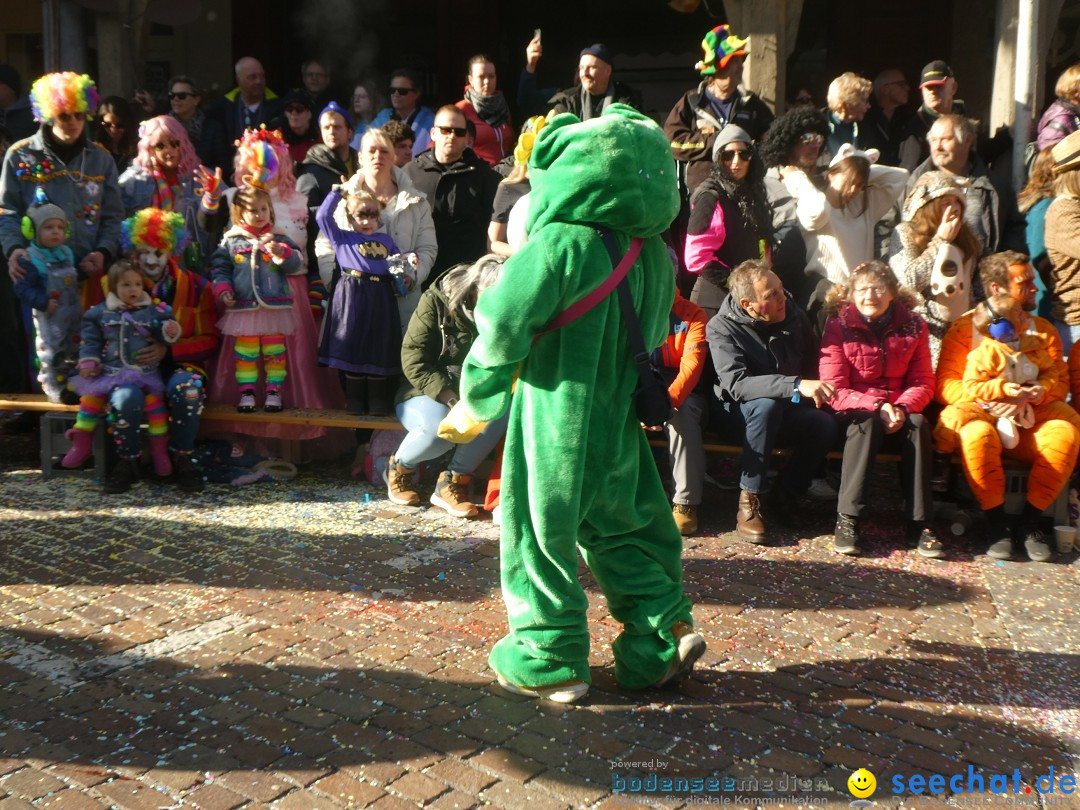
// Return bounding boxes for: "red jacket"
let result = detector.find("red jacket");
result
[819,300,934,414]
[455,97,513,167]
[654,293,709,409]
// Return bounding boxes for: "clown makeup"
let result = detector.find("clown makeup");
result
[115,268,146,306]
[136,247,169,281]
[37,218,67,249]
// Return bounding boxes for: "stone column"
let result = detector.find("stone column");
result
[724,0,805,115]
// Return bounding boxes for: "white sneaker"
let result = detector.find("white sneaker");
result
[491,504,502,525]
[807,477,838,501]
[495,673,589,703]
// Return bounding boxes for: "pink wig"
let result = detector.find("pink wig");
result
[233,127,297,199]
[30,72,99,123]
[135,115,200,177]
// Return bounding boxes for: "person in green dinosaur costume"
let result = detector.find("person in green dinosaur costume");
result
[442,105,705,703]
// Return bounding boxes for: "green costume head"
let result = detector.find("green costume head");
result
[527,104,680,238]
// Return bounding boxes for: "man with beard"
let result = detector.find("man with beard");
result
[935,252,1080,561]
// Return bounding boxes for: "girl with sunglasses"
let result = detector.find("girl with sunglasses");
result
[683,123,772,319]
[315,186,412,415]
[93,96,138,174]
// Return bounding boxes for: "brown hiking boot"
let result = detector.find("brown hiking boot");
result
[736,489,767,544]
[383,456,420,506]
[672,503,698,536]
[430,471,478,518]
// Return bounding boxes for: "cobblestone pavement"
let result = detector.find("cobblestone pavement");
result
[1,429,1079,809]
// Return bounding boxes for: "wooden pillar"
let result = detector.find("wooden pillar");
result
[724,0,804,115]
[989,0,1019,131]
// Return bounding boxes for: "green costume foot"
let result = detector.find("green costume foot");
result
[653,622,706,687]
[495,673,589,703]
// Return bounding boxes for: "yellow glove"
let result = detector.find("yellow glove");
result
[437,400,488,444]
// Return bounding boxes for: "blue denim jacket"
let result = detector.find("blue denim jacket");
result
[80,292,179,372]
[210,226,303,310]
[0,131,123,262]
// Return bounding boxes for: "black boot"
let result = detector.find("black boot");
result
[172,452,204,493]
[104,458,141,494]
[366,376,393,416]
[344,375,367,415]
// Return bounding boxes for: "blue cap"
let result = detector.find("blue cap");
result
[319,100,352,130]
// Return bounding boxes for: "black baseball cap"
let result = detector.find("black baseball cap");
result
[919,60,954,88]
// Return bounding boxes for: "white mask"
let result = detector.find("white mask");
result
[136,248,169,281]
[929,242,972,322]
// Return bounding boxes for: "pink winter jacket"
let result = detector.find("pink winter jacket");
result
[819,300,935,414]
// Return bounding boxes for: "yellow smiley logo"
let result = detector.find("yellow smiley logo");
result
[848,769,876,799]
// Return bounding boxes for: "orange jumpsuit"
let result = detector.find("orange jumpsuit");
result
[936,313,1080,511]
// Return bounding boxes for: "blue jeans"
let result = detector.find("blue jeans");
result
[165,367,205,453]
[109,384,148,459]
[395,395,509,473]
[720,397,838,495]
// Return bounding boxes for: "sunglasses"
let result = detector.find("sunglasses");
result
[436,125,467,137]
[101,120,124,130]
[719,148,752,162]
[794,96,813,104]
[168,91,195,101]
[389,87,415,95]
[56,112,86,123]
[799,132,824,146]
[285,106,308,114]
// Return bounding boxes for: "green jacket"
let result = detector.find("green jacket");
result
[397,284,475,405]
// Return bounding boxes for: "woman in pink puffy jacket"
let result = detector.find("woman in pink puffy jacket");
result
[818,259,943,559]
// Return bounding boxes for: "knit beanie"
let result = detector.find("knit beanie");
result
[23,188,67,239]
[696,25,748,76]
[711,123,752,162]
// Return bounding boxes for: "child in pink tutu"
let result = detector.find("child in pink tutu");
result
[210,183,304,412]
[62,260,181,479]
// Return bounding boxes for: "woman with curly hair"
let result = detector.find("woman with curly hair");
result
[683,123,772,319]
[818,260,940,558]
[759,106,830,302]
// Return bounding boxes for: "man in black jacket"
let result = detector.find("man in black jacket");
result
[404,105,499,285]
[707,260,838,544]
[546,44,643,121]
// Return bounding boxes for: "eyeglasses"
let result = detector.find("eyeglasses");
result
[389,87,415,95]
[853,285,888,297]
[168,91,195,101]
[56,112,86,123]
[719,148,752,162]
[436,125,467,137]
[799,132,824,146]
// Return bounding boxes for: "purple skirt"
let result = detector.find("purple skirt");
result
[70,366,166,398]
[318,273,402,375]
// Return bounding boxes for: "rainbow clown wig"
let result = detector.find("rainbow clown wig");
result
[120,208,191,258]
[134,116,200,177]
[233,127,296,197]
[30,72,99,123]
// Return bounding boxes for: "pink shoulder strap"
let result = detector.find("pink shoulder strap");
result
[534,236,644,341]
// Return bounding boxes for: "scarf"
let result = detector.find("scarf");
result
[42,125,86,165]
[580,84,616,121]
[234,223,277,261]
[150,164,182,211]
[463,87,510,128]
[27,242,75,275]
[175,109,204,149]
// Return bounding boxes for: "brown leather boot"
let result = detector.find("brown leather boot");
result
[736,489,767,544]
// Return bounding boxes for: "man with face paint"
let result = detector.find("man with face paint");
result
[121,208,219,491]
